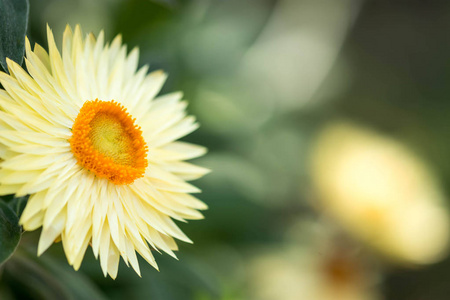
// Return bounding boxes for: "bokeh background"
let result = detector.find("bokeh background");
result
[2,0,450,299]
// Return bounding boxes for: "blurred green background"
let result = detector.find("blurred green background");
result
[2,0,450,299]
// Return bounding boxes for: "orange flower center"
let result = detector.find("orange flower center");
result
[70,99,148,185]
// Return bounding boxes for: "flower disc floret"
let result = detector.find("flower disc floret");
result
[70,99,148,185]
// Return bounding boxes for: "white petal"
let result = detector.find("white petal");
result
[38,208,66,255]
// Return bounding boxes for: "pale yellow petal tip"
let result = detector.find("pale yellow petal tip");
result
[112,34,123,46]
[177,91,184,98]
[4,58,16,75]
[198,146,208,156]
[5,57,15,68]
[201,167,212,175]
[73,24,83,38]
[46,23,52,36]
[37,242,48,257]
[151,69,169,80]
[97,30,105,42]
[46,25,57,49]
[128,261,142,277]
[64,24,73,32]
[63,24,73,37]
[24,36,31,49]
[87,32,96,42]
[130,46,140,56]
[199,202,209,210]
[24,37,33,58]
[164,248,179,260]
[108,271,118,280]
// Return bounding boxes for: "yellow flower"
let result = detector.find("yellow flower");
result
[248,221,383,300]
[310,122,449,265]
[0,25,209,278]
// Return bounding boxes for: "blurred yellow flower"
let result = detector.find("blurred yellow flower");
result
[0,25,209,278]
[247,222,382,300]
[310,122,449,265]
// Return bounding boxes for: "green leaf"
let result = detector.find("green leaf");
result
[8,196,28,217]
[0,0,29,72]
[0,200,21,265]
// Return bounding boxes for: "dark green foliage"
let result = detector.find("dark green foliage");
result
[0,0,29,72]
[0,200,21,265]
[8,196,28,218]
